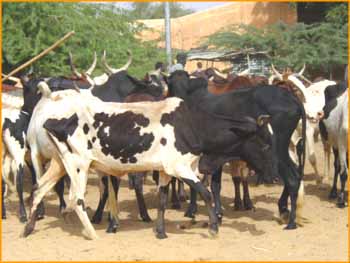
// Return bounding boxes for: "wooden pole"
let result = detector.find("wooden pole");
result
[2,31,75,82]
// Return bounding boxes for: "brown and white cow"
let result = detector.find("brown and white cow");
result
[23,81,275,240]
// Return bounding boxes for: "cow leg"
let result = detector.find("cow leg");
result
[329,149,339,199]
[30,148,46,220]
[155,174,171,239]
[183,178,218,237]
[178,180,187,202]
[91,176,108,224]
[71,169,98,240]
[337,169,347,208]
[184,186,197,218]
[170,177,181,209]
[242,178,254,210]
[54,177,67,213]
[211,167,223,222]
[232,177,243,210]
[106,176,121,233]
[23,157,65,237]
[278,183,290,223]
[15,163,27,222]
[132,173,152,222]
[152,170,159,185]
[2,177,7,219]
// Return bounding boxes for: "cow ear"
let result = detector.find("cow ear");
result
[257,115,271,127]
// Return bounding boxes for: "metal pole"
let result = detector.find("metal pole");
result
[164,2,172,70]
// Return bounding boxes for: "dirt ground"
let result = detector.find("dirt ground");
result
[2,141,348,261]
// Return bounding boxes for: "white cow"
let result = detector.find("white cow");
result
[320,84,348,206]
[269,66,336,182]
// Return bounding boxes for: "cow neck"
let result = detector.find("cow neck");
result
[187,100,257,155]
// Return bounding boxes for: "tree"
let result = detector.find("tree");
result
[2,3,166,78]
[129,2,194,19]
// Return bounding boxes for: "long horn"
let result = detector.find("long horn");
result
[69,52,82,78]
[298,63,306,76]
[85,51,97,76]
[287,75,308,102]
[102,50,132,74]
[238,68,250,76]
[271,64,282,80]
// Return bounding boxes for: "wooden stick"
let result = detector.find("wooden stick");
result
[2,31,75,82]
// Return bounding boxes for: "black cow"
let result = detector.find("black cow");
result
[167,70,306,230]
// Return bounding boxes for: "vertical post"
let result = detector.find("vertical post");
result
[164,2,172,70]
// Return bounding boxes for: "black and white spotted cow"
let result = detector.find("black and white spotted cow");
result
[319,82,348,207]
[23,81,275,240]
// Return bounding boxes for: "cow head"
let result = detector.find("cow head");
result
[199,115,277,184]
[236,115,277,184]
[168,70,208,100]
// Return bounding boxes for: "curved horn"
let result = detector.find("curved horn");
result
[257,114,271,127]
[271,64,282,80]
[237,68,250,76]
[101,50,132,74]
[85,51,97,76]
[287,75,308,102]
[69,52,82,78]
[298,63,306,76]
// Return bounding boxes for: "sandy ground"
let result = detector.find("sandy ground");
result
[2,141,348,261]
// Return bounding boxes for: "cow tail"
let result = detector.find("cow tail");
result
[107,176,119,224]
[37,81,52,98]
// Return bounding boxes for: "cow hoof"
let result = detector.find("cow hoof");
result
[36,214,44,221]
[19,215,28,223]
[106,226,117,234]
[141,215,152,223]
[284,223,297,230]
[234,200,243,211]
[2,215,6,220]
[337,202,346,208]
[156,232,168,239]
[328,188,338,199]
[91,216,102,224]
[184,205,197,218]
[22,224,34,238]
[171,202,181,210]
[243,199,255,211]
[209,223,219,237]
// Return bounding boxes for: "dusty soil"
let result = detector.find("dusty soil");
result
[2,141,348,261]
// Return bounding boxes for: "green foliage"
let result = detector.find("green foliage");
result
[203,19,348,77]
[2,2,166,78]
[129,2,194,19]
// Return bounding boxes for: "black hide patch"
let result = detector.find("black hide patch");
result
[93,111,154,163]
[160,138,167,145]
[83,123,90,134]
[3,112,30,149]
[43,114,79,153]
[87,140,93,149]
[160,102,202,155]
[92,137,96,143]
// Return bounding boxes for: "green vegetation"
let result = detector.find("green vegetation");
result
[2,2,166,77]
[129,2,194,19]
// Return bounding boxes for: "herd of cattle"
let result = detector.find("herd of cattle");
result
[1,50,348,240]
